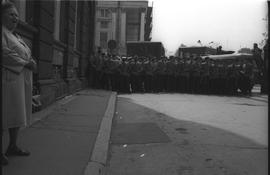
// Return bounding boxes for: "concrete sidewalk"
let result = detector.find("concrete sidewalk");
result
[2,89,117,175]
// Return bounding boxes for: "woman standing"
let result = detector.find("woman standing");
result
[1,1,36,165]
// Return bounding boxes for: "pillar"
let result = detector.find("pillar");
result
[120,11,126,54]
[140,12,145,41]
[112,11,117,40]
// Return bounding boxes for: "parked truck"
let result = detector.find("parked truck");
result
[126,41,165,59]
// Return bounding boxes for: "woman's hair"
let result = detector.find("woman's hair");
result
[1,1,16,15]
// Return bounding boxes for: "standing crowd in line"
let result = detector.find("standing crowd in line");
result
[87,53,258,95]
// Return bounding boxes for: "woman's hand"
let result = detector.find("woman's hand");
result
[25,59,37,71]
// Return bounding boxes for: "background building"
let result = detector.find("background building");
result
[4,0,96,111]
[94,0,152,55]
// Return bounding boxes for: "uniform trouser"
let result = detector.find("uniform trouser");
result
[107,73,113,91]
[86,68,93,88]
[130,74,136,93]
[175,75,181,92]
[246,77,253,93]
[182,76,189,93]
[178,75,185,93]
[156,74,163,92]
[214,78,221,94]
[111,73,118,92]
[96,70,103,89]
[166,75,174,92]
[219,77,227,95]
[160,74,167,92]
[238,75,251,94]
[119,74,130,93]
[244,76,252,93]
[153,75,159,92]
[86,68,92,88]
[172,75,178,92]
[163,75,167,92]
[102,73,110,90]
[193,76,200,94]
[189,75,195,93]
[137,74,143,92]
[209,78,217,94]
[144,75,153,93]
[91,69,98,88]
[125,75,131,93]
[200,76,209,94]
[141,74,146,92]
[131,74,142,93]
[226,77,237,95]
[216,77,225,94]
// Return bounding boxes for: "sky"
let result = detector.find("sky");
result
[148,0,268,55]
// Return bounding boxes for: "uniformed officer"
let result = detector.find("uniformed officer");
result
[166,58,175,92]
[136,58,144,92]
[234,59,243,94]
[151,58,159,93]
[200,57,210,94]
[176,59,184,93]
[188,58,196,93]
[102,56,112,90]
[239,59,254,95]
[110,57,120,92]
[225,62,235,95]
[192,57,202,94]
[143,58,154,93]
[119,60,130,93]
[95,54,104,89]
[217,61,227,95]
[155,59,165,92]
[87,54,98,88]
[129,58,138,93]
[182,58,191,93]
[209,60,218,94]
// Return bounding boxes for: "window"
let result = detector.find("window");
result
[74,0,78,49]
[126,25,139,41]
[100,9,109,18]
[100,32,108,48]
[53,0,61,40]
[100,21,109,28]
[126,9,141,41]
[59,1,67,43]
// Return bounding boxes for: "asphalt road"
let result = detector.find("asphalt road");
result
[105,93,268,175]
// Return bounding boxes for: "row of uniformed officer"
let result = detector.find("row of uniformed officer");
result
[87,54,255,95]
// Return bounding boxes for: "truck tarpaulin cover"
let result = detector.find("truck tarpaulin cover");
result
[126,41,165,58]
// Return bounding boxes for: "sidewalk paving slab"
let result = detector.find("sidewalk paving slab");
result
[2,89,117,175]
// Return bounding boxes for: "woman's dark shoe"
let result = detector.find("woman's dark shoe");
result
[5,146,30,157]
[1,154,8,166]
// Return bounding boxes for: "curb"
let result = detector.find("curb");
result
[83,92,117,175]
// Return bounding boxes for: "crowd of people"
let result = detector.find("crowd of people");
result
[87,53,257,95]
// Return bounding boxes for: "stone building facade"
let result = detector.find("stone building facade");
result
[94,0,152,55]
[4,0,96,109]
